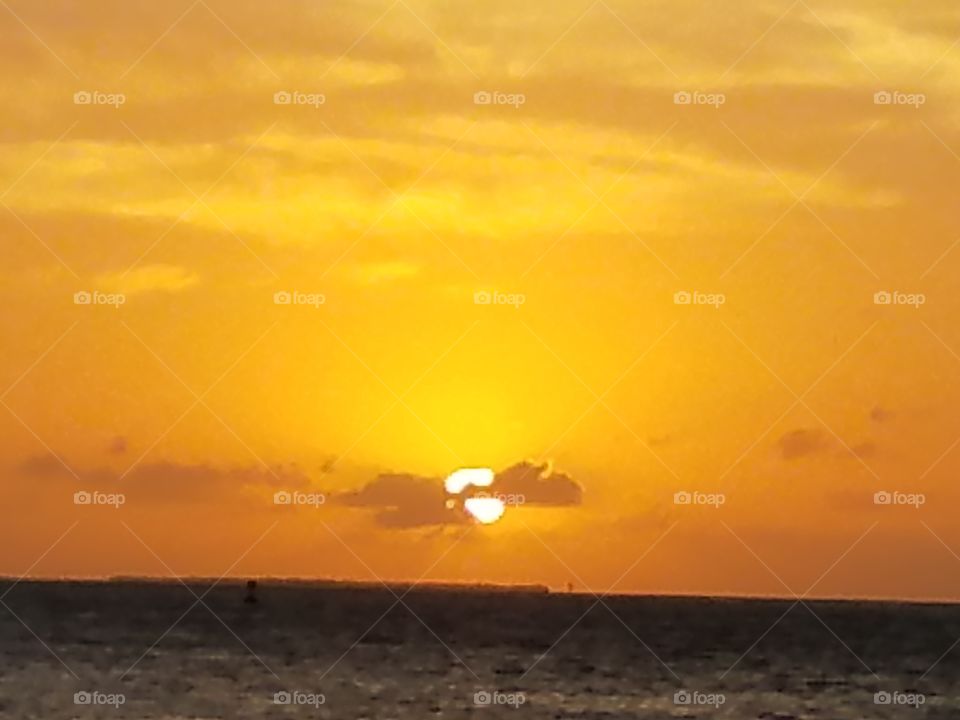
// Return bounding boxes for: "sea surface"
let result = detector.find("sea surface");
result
[1,580,959,718]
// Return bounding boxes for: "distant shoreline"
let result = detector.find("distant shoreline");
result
[1,577,958,606]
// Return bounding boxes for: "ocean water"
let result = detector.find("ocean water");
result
[1,581,958,718]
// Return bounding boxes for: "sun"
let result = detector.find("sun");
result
[444,467,494,494]
[444,468,505,524]
[464,496,505,524]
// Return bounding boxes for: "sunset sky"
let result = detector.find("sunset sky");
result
[2,0,960,601]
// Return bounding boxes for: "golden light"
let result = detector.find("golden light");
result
[444,467,494,495]
[444,468,505,524]
[463,497,506,525]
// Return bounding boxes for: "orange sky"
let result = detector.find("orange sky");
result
[2,0,960,601]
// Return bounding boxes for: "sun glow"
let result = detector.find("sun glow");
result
[463,497,506,525]
[444,467,494,495]
[444,468,505,524]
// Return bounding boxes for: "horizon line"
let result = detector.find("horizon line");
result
[2,575,958,607]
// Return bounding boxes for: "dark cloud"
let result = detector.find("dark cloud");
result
[335,472,465,529]
[11,453,311,505]
[778,429,883,463]
[491,461,583,506]
[18,453,72,477]
[122,461,309,504]
[870,406,890,423]
[337,461,583,528]
[778,428,828,460]
[338,472,442,507]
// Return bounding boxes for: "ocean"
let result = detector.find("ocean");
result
[0,580,957,718]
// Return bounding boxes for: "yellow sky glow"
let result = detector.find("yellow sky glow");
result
[2,0,960,600]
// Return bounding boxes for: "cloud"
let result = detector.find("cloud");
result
[490,461,583,506]
[778,428,828,460]
[95,264,199,295]
[338,472,443,507]
[337,460,583,528]
[870,405,890,423]
[11,453,312,506]
[336,472,465,528]
[777,429,881,463]
[18,453,72,477]
[120,461,307,504]
[350,260,420,285]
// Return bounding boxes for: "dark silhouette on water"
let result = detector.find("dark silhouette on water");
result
[244,580,258,604]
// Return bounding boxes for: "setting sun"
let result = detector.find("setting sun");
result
[443,467,494,495]
[444,467,505,524]
[3,0,960,716]
[463,496,506,525]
